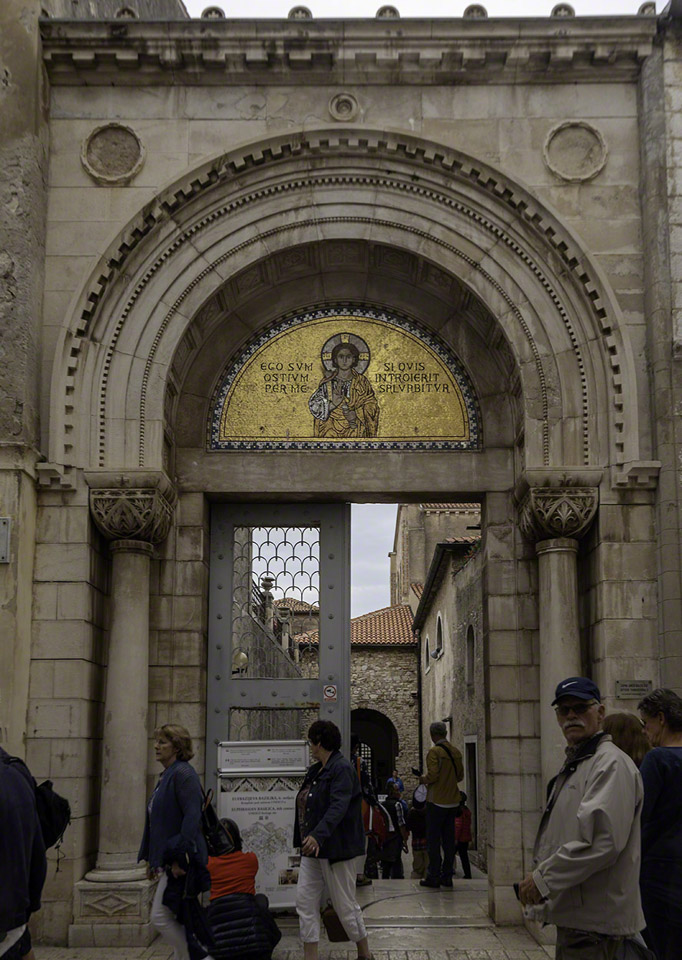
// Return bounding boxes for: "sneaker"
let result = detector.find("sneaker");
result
[419,878,440,888]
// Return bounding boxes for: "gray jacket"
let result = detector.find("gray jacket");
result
[529,732,645,936]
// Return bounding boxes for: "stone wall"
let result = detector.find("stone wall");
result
[419,548,487,863]
[351,646,420,789]
[27,481,107,943]
[0,0,48,755]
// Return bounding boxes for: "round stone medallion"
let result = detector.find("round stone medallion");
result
[543,121,607,183]
[81,123,145,186]
[329,92,359,122]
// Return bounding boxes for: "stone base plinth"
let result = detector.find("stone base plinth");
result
[69,878,156,947]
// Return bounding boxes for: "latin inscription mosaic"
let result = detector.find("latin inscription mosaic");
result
[209,305,480,450]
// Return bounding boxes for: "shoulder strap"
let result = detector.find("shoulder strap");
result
[437,742,460,778]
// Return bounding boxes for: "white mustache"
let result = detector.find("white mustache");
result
[562,719,585,730]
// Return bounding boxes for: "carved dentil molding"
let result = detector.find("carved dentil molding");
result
[89,487,175,544]
[519,486,598,542]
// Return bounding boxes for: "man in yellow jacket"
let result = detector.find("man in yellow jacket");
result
[419,721,464,888]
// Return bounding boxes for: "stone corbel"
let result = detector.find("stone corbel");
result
[515,469,602,542]
[84,470,176,544]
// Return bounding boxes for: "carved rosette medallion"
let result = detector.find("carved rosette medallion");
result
[543,121,607,183]
[81,123,146,186]
[89,488,175,544]
[519,487,598,542]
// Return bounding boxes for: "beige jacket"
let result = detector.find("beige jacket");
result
[423,739,463,806]
[529,733,645,936]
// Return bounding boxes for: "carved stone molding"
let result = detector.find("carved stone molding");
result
[54,132,636,477]
[85,471,176,544]
[519,486,598,542]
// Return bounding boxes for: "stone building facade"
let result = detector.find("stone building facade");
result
[3,0,682,945]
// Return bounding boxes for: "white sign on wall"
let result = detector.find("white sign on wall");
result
[217,741,308,909]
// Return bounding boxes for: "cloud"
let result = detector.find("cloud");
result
[351,504,397,617]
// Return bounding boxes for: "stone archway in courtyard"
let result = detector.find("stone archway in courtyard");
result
[352,707,400,791]
[38,128,660,942]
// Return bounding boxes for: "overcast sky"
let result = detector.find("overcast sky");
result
[351,505,397,617]
[184,0,649,18]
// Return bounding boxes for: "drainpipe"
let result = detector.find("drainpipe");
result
[415,627,423,770]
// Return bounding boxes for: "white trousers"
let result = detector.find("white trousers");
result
[151,872,191,960]
[296,855,367,944]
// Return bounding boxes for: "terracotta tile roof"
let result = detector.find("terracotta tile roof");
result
[296,603,415,647]
[443,535,480,544]
[411,582,424,599]
[274,597,320,613]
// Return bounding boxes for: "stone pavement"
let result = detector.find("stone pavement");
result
[34,878,553,960]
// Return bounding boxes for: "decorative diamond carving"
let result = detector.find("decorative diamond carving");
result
[83,891,138,917]
[519,486,598,542]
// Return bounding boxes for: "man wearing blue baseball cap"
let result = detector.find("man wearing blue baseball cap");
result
[517,677,646,959]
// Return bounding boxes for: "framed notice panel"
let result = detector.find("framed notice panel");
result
[217,740,308,908]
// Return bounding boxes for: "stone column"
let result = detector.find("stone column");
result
[70,477,174,947]
[519,484,598,790]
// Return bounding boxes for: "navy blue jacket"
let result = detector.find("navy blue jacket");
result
[293,751,365,862]
[0,748,47,933]
[138,760,207,869]
[209,893,281,960]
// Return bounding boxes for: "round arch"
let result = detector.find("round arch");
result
[351,707,400,791]
[48,127,641,485]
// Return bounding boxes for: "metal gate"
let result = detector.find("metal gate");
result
[206,503,351,783]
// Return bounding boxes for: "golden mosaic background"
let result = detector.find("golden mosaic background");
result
[218,315,470,443]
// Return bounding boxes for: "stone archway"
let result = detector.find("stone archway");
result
[41,128,657,937]
[352,707,400,791]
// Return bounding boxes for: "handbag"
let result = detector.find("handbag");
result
[320,900,350,942]
[201,788,235,857]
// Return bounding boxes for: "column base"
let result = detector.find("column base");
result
[69,877,157,947]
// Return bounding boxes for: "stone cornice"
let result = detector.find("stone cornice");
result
[40,17,656,85]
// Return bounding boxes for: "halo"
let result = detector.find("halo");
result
[320,331,371,375]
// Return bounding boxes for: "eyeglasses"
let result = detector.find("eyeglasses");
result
[555,700,597,717]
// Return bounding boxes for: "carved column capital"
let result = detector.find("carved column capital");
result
[519,486,598,542]
[86,471,176,544]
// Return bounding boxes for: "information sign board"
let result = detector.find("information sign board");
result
[218,739,309,774]
[217,741,308,909]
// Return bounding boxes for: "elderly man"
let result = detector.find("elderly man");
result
[518,677,645,960]
[419,721,463,889]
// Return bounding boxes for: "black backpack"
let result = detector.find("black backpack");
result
[4,755,71,850]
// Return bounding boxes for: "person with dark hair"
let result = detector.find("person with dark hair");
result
[638,687,682,960]
[138,724,212,960]
[406,786,428,880]
[294,720,374,960]
[379,783,408,879]
[350,735,378,886]
[308,340,379,439]
[603,713,650,768]
[0,748,46,960]
[207,819,281,960]
[454,792,472,879]
[418,720,464,889]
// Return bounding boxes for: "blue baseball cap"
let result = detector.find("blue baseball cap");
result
[551,677,601,705]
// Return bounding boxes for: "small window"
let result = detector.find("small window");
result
[424,636,431,670]
[433,615,444,658]
[466,625,475,686]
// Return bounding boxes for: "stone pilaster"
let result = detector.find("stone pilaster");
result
[70,474,174,947]
[518,482,598,789]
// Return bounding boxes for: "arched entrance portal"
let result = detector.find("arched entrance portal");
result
[352,708,400,792]
[47,129,649,938]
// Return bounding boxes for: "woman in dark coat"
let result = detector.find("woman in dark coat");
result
[294,720,374,960]
[138,724,210,960]
[638,688,682,960]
